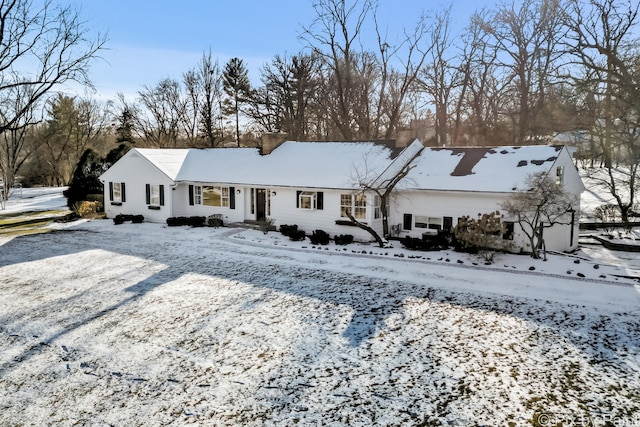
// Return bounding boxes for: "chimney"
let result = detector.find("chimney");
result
[395,128,413,148]
[261,132,288,155]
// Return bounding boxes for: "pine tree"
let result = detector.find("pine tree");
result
[222,57,251,146]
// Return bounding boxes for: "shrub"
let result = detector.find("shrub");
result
[280,224,298,237]
[289,229,306,241]
[260,218,275,234]
[453,211,512,262]
[73,200,101,218]
[400,231,449,251]
[114,214,143,225]
[309,229,330,245]
[188,216,206,227]
[334,234,354,245]
[167,216,206,227]
[207,215,224,228]
[166,217,185,226]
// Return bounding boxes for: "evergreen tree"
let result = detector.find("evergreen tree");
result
[222,57,251,146]
[115,107,135,145]
[63,148,105,208]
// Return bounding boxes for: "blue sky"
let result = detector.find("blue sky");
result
[58,1,485,100]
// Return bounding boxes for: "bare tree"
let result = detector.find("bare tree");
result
[347,143,423,246]
[479,0,566,144]
[246,53,320,140]
[135,78,187,147]
[0,0,105,196]
[501,171,578,259]
[419,6,459,146]
[302,0,430,140]
[562,0,640,226]
[184,50,223,147]
[0,83,39,200]
[453,10,508,146]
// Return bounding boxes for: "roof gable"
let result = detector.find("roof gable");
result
[133,148,191,180]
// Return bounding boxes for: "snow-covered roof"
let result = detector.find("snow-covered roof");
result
[402,145,566,192]
[133,148,190,181]
[175,141,404,189]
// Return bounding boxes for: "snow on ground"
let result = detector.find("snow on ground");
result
[0,187,68,215]
[1,189,640,426]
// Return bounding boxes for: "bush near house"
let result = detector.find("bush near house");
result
[279,224,298,237]
[333,234,354,245]
[207,215,224,228]
[166,216,205,227]
[289,229,306,241]
[401,231,449,251]
[113,214,144,225]
[453,211,512,263]
[72,200,103,219]
[309,229,330,245]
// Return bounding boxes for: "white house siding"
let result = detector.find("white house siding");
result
[268,187,383,242]
[171,183,247,224]
[100,151,176,223]
[389,188,580,253]
[389,190,505,237]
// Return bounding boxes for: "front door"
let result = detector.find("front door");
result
[256,188,267,220]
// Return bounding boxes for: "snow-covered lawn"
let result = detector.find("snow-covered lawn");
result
[1,188,640,426]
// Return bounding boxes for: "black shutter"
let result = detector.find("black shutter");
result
[121,183,126,202]
[229,187,235,209]
[188,185,194,205]
[159,185,165,206]
[443,216,452,232]
[316,192,323,210]
[296,190,301,208]
[403,213,413,230]
[145,184,151,205]
[109,182,114,201]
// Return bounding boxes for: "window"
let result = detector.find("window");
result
[415,216,443,230]
[296,191,323,210]
[145,184,164,208]
[299,191,315,209]
[109,182,126,204]
[150,185,160,206]
[340,194,366,220]
[203,186,229,207]
[556,166,564,185]
[373,195,382,219]
[503,221,515,240]
[189,184,235,209]
[353,194,366,219]
[340,194,352,218]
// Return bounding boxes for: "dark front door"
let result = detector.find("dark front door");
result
[256,189,267,220]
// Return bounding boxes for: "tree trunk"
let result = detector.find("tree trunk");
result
[345,209,385,248]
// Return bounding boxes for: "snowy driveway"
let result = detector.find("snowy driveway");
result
[1,221,639,426]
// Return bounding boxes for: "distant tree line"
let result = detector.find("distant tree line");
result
[1,0,640,223]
